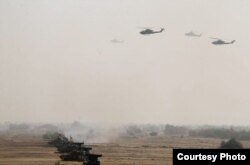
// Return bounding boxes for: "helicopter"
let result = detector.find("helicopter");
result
[111,39,124,43]
[185,31,202,37]
[210,37,236,45]
[139,27,165,35]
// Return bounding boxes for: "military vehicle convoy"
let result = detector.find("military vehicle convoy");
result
[83,153,102,165]
[45,133,102,165]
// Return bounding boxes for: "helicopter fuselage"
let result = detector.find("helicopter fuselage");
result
[212,40,235,45]
[185,32,202,37]
[140,28,164,35]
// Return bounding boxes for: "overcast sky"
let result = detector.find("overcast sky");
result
[1,0,250,125]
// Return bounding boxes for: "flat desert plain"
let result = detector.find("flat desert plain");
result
[1,133,250,165]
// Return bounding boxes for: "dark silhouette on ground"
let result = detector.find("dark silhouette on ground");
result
[219,138,243,149]
[45,132,102,164]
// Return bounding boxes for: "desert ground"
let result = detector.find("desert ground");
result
[1,133,250,165]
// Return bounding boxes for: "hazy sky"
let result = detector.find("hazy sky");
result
[1,0,250,125]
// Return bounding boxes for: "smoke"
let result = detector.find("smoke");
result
[0,122,124,143]
[62,121,123,143]
[2,122,250,143]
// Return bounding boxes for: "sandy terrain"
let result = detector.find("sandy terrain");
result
[1,133,250,165]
